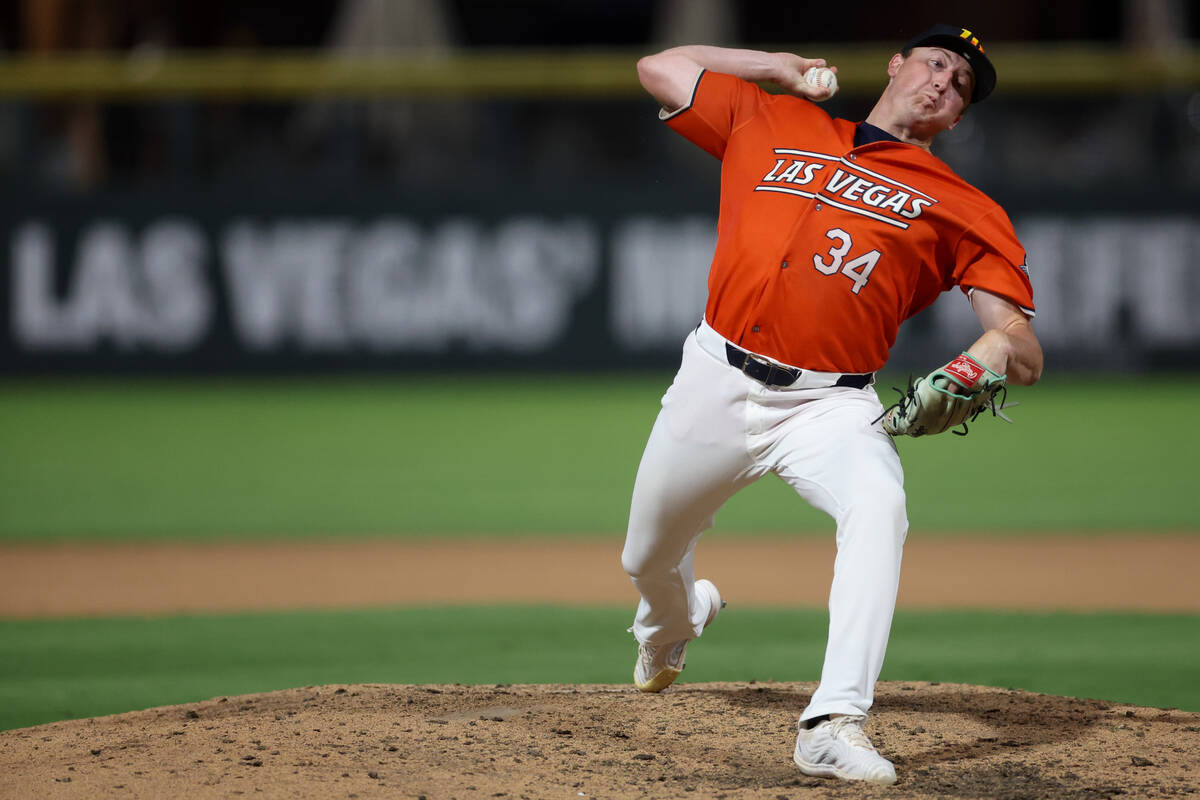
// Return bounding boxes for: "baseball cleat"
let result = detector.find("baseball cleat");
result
[793,714,897,785]
[633,579,724,693]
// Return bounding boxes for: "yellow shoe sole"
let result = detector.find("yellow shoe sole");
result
[634,666,682,693]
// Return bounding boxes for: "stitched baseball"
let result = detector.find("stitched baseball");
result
[803,66,838,98]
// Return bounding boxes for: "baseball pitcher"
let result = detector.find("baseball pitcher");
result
[621,24,1043,785]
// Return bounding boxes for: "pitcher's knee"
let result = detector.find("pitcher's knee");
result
[621,545,644,578]
[621,541,658,579]
[621,535,684,580]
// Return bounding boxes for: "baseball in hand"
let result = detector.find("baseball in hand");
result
[803,66,838,99]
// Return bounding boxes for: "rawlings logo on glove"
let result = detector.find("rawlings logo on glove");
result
[878,353,1012,437]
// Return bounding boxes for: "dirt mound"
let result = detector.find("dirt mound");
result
[2,681,1196,799]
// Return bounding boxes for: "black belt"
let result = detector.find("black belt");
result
[724,343,873,389]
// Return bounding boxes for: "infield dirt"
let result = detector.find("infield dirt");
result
[2,536,1199,798]
[3,535,1199,617]
[3,681,1198,799]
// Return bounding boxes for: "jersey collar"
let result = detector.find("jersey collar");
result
[854,121,902,147]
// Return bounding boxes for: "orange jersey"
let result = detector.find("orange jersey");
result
[663,70,1035,374]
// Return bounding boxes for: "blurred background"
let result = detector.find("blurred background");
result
[0,0,1196,377]
[1,1,1198,733]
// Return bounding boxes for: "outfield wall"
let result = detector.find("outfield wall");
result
[2,46,1195,376]
[3,184,1197,375]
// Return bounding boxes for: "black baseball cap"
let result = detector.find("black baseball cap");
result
[903,24,996,103]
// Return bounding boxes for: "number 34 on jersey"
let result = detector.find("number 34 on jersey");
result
[812,228,879,294]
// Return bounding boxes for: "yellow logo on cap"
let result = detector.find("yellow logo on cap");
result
[959,28,985,53]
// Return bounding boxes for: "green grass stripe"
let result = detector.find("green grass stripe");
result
[1,374,1197,540]
[0,606,1195,732]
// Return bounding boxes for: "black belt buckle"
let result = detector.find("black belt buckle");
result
[835,373,873,389]
[724,341,872,389]
[725,343,798,387]
[760,359,799,387]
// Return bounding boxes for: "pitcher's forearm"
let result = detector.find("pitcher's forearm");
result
[966,322,1043,386]
[653,46,793,83]
[637,46,829,110]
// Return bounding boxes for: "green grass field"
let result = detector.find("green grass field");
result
[1,374,1197,733]
[1,606,1196,732]
[1,374,1197,539]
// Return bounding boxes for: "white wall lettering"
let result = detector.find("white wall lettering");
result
[931,216,1200,350]
[11,219,210,351]
[610,217,715,349]
[222,217,598,353]
[8,213,1198,366]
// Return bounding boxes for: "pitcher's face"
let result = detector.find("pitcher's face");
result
[884,46,974,136]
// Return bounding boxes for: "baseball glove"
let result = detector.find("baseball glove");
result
[879,352,1010,437]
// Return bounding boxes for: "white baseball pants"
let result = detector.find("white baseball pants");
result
[621,321,908,721]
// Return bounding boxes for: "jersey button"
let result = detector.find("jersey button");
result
[752,326,761,333]
[815,202,822,210]
[780,261,789,269]
[848,153,857,160]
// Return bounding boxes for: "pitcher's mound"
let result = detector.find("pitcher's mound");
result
[3,681,1196,799]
